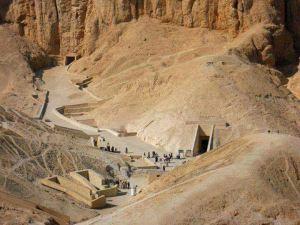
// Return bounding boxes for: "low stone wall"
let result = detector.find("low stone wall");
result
[58,176,93,200]
[97,185,118,197]
[69,171,98,193]
[40,170,120,209]
[33,91,49,120]
[65,189,105,209]
[88,170,105,189]
[69,169,118,197]
[88,195,106,209]
[52,108,99,135]
[40,176,66,193]
[70,169,105,190]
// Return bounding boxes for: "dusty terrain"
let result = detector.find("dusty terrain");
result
[0,106,127,223]
[82,133,300,225]
[0,190,69,225]
[0,1,299,225]
[1,0,300,152]
[68,21,300,152]
[0,24,50,117]
[0,200,56,225]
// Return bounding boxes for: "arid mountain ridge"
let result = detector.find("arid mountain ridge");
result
[0,1,300,224]
[0,0,299,65]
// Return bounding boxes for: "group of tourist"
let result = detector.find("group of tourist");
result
[117,180,131,189]
[110,177,132,189]
[93,136,131,155]
[104,143,119,153]
[163,153,173,162]
[93,135,180,173]
[144,151,173,162]
[144,151,159,159]
[143,151,176,172]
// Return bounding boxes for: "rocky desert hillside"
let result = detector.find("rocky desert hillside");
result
[0,24,50,116]
[84,133,300,225]
[0,1,300,225]
[0,106,125,222]
[2,0,298,153]
[1,0,300,56]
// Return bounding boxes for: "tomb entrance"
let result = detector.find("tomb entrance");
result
[192,125,214,156]
[65,56,76,65]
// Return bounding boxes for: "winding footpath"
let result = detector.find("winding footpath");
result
[42,66,165,155]
[42,66,99,135]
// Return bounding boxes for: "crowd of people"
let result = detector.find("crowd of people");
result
[91,136,131,155]
[103,143,119,153]
[144,151,174,162]
[107,178,131,189]
[143,151,178,171]
[93,135,182,173]
[118,180,131,189]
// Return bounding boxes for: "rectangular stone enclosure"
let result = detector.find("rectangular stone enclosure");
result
[40,175,106,209]
[69,169,118,197]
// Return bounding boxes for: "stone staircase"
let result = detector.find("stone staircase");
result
[56,103,99,128]
[57,102,98,118]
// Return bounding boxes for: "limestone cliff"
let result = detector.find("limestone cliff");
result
[1,0,299,61]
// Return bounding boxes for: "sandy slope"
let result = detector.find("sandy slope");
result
[0,201,55,225]
[81,133,300,225]
[69,21,300,153]
[0,191,64,225]
[0,3,299,225]
[0,24,49,116]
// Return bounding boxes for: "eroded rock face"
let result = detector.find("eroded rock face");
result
[1,0,299,58]
[228,24,296,67]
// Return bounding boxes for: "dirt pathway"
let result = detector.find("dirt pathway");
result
[42,66,170,157]
[42,66,99,135]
